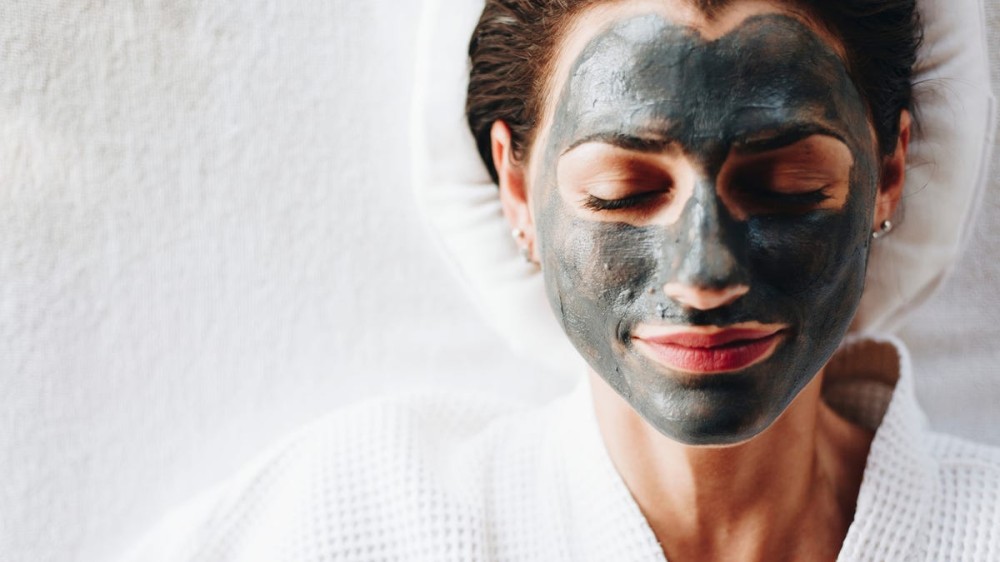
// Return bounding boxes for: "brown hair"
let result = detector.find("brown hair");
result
[465,0,922,182]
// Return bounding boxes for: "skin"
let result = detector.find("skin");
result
[491,1,910,559]
[540,11,877,446]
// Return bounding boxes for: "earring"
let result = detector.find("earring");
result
[872,220,893,240]
[511,228,536,264]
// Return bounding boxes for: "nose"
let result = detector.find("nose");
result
[662,282,749,310]
[663,178,749,311]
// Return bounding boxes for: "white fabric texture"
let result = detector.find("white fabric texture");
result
[120,336,1000,562]
[896,2,1000,447]
[411,0,584,379]
[411,0,996,378]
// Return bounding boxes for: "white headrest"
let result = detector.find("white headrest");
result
[411,0,996,379]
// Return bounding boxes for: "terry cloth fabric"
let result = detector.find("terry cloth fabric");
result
[119,337,1000,562]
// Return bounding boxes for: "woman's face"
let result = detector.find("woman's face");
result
[521,2,882,445]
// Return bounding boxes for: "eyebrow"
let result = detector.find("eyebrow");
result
[562,131,677,155]
[561,122,848,156]
[731,122,847,154]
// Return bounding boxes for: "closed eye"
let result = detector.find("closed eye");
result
[739,183,834,205]
[718,134,852,218]
[727,180,837,216]
[582,191,665,212]
[557,141,692,225]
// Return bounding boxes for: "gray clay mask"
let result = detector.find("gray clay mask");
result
[534,14,879,444]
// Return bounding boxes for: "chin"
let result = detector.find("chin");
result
[642,406,775,447]
[618,366,802,447]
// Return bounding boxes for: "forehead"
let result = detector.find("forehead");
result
[565,15,855,141]
[546,0,845,96]
[534,3,862,159]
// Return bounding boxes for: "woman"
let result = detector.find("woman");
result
[123,0,999,560]
[465,0,936,558]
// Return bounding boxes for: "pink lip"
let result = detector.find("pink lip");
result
[633,327,785,374]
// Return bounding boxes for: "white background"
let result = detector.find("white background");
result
[1,2,997,561]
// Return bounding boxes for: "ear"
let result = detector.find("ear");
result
[491,120,538,262]
[874,110,911,228]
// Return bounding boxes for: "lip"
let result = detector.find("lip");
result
[632,325,786,374]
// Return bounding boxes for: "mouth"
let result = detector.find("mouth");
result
[631,323,786,374]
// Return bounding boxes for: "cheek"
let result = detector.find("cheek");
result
[553,218,662,300]
[747,213,870,337]
[748,214,842,294]
[537,201,663,355]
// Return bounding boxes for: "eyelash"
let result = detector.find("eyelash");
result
[582,191,663,212]
[581,184,832,213]
[747,184,833,206]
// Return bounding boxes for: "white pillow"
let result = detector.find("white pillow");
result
[411,0,996,379]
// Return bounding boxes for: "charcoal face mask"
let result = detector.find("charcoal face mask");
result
[533,13,880,445]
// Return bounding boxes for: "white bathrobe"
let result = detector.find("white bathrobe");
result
[120,336,1000,561]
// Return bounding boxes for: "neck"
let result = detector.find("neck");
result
[590,370,873,562]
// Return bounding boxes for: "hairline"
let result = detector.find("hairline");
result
[522,1,857,186]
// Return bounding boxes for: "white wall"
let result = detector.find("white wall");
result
[0,2,997,562]
[1,3,562,561]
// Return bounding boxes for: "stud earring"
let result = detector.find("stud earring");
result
[872,220,893,240]
[511,228,537,265]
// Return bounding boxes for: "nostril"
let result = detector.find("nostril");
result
[662,283,750,310]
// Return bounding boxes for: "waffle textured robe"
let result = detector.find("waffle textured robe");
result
[121,336,1000,561]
